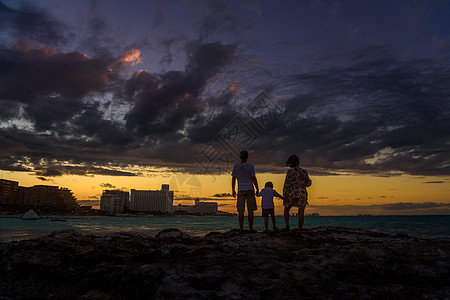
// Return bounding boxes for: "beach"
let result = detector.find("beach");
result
[1,226,449,299]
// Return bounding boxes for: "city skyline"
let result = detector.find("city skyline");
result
[0,0,449,215]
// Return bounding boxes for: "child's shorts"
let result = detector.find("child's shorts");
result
[262,208,275,217]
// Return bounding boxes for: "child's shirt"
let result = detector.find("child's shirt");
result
[257,187,282,209]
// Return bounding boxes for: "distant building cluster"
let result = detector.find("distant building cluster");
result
[0,179,80,213]
[99,185,219,215]
[1,179,219,216]
[175,198,219,215]
[100,184,174,214]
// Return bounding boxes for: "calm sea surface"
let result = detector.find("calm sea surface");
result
[1,215,450,243]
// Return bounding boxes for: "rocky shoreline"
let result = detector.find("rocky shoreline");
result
[1,226,449,299]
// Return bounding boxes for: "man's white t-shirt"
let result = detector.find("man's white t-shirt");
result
[257,188,282,209]
[231,162,255,191]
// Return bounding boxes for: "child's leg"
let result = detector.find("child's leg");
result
[264,216,269,231]
[271,211,276,228]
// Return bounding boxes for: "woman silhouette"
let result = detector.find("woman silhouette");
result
[282,155,312,236]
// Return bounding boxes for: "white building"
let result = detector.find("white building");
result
[130,185,173,213]
[100,190,130,214]
[175,198,218,214]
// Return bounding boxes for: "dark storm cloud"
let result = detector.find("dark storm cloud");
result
[35,169,63,177]
[186,91,237,144]
[0,123,143,176]
[0,133,27,154]
[35,166,137,177]
[36,176,51,181]
[0,1,288,177]
[71,106,135,147]
[243,46,450,176]
[0,43,119,136]
[0,1,66,45]
[0,100,21,120]
[100,183,116,188]
[123,41,237,136]
[0,157,29,172]
[0,43,114,101]
[0,38,140,147]
[1,41,448,177]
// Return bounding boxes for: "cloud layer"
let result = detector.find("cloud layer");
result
[0,1,449,180]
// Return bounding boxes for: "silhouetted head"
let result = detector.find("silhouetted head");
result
[240,150,248,160]
[265,181,273,188]
[286,155,299,168]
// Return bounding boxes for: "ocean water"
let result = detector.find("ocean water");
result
[1,215,450,243]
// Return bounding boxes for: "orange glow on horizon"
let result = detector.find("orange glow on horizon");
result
[2,170,449,216]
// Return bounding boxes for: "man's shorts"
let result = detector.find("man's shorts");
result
[237,190,257,212]
[262,208,275,217]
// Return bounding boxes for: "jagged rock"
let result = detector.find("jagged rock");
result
[0,226,449,299]
[155,228,190,239]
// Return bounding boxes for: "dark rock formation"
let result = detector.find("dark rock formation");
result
[1,226,449,299]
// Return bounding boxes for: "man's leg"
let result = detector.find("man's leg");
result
[238,211,245,231]
[237,192,245,231]
[246,190,257,231]
[248,210,254,230]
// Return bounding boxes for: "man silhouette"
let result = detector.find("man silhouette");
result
[231,150,259,231]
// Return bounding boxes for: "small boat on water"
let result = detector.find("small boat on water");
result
[22,210,40,220]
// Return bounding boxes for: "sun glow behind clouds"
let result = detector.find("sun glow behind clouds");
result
[120,49,143,66]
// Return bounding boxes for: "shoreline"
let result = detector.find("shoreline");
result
[2,215,450,243]
[1,226,449,299]
[2,212,450,217]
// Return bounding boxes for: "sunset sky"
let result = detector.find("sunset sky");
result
[0,0,449,215]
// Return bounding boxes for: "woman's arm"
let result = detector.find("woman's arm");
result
[304,170,312,187]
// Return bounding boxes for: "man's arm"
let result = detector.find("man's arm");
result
[232,176,237,198]
[251,176,259,194]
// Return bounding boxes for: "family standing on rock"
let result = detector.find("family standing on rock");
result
[231,151,312,236]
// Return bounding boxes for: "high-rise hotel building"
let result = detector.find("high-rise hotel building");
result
[100,190,130,214]
[0,179,19,206]
[20,185,80,212]
[130,184,173,213]
[0,179,79,212]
